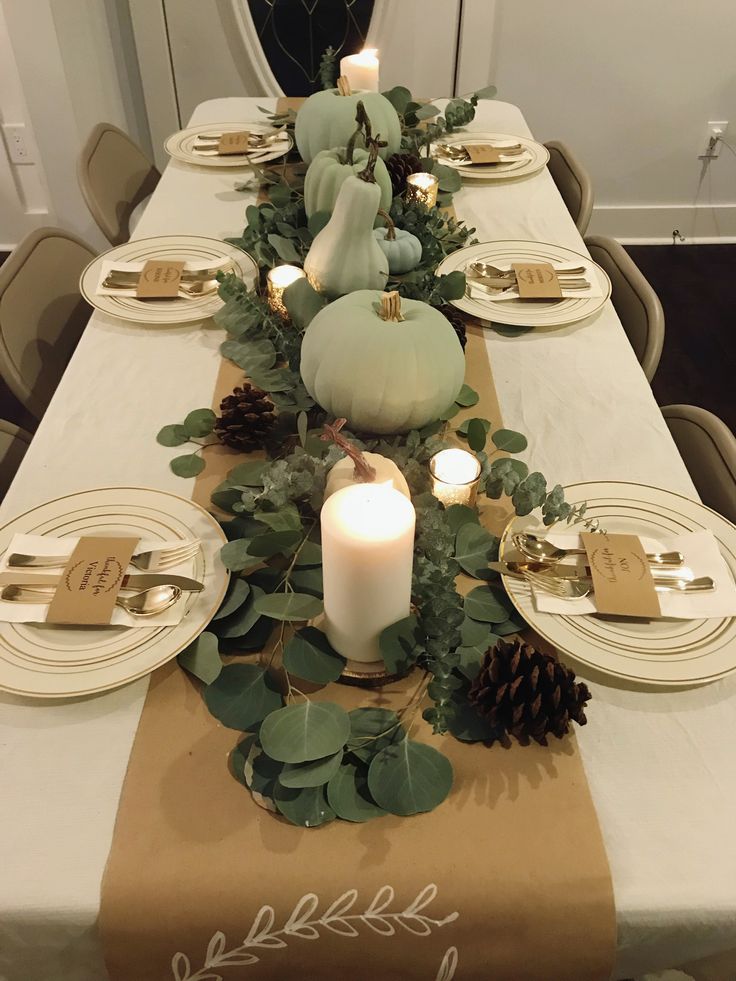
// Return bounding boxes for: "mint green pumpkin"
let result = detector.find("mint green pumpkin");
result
[304,175,388,299]
[304,147,392,221]
[300,290,465,434]
[373,226,422,274]
[295,90,401,164]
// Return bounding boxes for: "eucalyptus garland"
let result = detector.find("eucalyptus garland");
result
[156,79,592,828]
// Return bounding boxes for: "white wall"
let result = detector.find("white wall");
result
[457,0,736,241]
[0,0,150,250]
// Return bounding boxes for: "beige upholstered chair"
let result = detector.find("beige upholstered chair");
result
[77,123,160,245]
[662,405,736,523]
[0,419,31,500]
[0,227,95,424]
[544,140,594,234]
[584,235,665,383]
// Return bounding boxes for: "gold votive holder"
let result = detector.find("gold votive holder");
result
[406,172,439,209]
[266,264,306,317]
[429,448,482,507]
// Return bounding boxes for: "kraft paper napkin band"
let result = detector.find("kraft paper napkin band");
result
[136,260,185,299]
[45,535,139,625]
[100,99,615,981]
[581,532,661,618]
[512,262,563,299]
[217,130,251,154]
[463,143,505,165]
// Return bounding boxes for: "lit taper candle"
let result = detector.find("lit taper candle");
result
[339,48,380,92]
[321,482,415,664]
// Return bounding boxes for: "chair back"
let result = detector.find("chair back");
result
[77,123,160,245]
[0,227,95,423]
[544,140,594,234]
[585,235,664,383]
[0,419,31,500]
[663,405,736,523]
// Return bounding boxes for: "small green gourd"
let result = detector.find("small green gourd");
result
[373,211,422,274]
[304,139,389,299]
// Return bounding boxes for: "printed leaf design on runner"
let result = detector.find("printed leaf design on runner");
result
[172,883,459,980]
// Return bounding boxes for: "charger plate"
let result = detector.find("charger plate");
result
[432,131,549,180]
[0,487,228,698]
[164,121,292,168]
[498,480,736,687]
[436,240,611,328]
[79,235,257,326]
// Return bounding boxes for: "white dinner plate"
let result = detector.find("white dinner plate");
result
[79,235,258,326]
[432,132,549,181]
[164,121,292,168]
[498,481,736,687]
[0,487,228,698]
[435,239,611,328]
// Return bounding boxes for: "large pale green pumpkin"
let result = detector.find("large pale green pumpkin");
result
[304,176,388,299]
[304,147,392,220]
[295,90,401,164]
[300,291,465,434]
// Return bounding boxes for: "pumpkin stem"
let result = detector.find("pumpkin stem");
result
[379,291,405,322]
[320,418,377,482]
[346,100,370,165]
[357,133,387,183]
[377,209,396,239]
[336,75,352,96]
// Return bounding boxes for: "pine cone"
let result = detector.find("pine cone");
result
[468,639,591,747]
[385,152,422,196]
[214,383,276,452]
[438,304,467,350]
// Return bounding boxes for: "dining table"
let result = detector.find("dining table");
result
[0,96,734,981]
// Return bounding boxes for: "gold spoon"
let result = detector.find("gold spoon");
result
[1,583,182,617]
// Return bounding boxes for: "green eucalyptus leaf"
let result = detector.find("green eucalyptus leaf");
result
[454,523,498,578]
[228,460,269,486]
[210,482,242,514]
[220,337,276,372]
[289,565,323,597]
[294,540,322,566]
[456,637,498,681]
[494,614,527,636]
[283,627,345,684]
[454,384,479,407]
[443,504,479,534]
[157,424,188,447]
[230,735,256,786]
[260,701,351,764]
[439,401,461,421]
[177,631,222,684]
[447,696,498,742]
[273,783,335,828]
[248,529,302,557]
[219,538,261,572]
[254,507,302,532]
[183,408,216,438]
[379,615,420,675]
[170,453,205,478]
[279,750,343,789]
[267,234,301,263]
[249,366,295,392]
[467,418,488,453]
[297,411,308,447]
[436,270,466,301]
[347,707,405,763]
[436,166,462,193]
[457,417,491,438]
[383,85,412,115]
[284,277,327,329]
[254,592,323,622]
[221,615,274,653]
[212,578,251,621]
[473,84,498,100]
[204,662,282,730]
[268,182,292,207]
[492,429,528,453]
[464,585,511,623]
[415,103,440,120]
[327,761,387,822]
[368,741,453,816]
[460,616,492,646]
[212,586,264,639]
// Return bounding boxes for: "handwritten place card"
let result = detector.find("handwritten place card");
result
[217,131,251,155]
[511,262,563,299]
[462,143,504,165]
[581,532,661,617]
[45,536,140,625]
[136,260,185,298]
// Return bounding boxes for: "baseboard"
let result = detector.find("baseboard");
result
[588,204,736,243]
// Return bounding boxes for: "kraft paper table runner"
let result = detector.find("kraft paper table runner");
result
[100,101,615,981]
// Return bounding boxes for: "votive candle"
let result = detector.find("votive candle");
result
[321,482,415,664]
[430,448,482,507]
[339,48,380,92]
[266,264,305,317]
[406,171,439,208]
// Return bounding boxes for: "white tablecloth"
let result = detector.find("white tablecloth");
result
[0,98,733,981]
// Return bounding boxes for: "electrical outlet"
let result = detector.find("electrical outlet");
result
[2,123,33,164]
[700,120,728,159]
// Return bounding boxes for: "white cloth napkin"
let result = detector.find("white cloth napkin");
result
[96,258,232,296]
[467,260,604,301]
[0,533,198,627]
[530,528,736,618]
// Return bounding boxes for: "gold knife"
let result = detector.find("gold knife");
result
[0,572,204,591]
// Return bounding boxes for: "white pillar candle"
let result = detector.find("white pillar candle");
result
[430,448,482,507]
[266,264,306,317]
[321,482,415,664]
[339,48,380,92]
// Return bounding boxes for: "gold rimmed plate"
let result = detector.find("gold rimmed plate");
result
[164,121,292,168]
[0,487,228,698]
[432,131,549,181]
[498,481,736,687]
